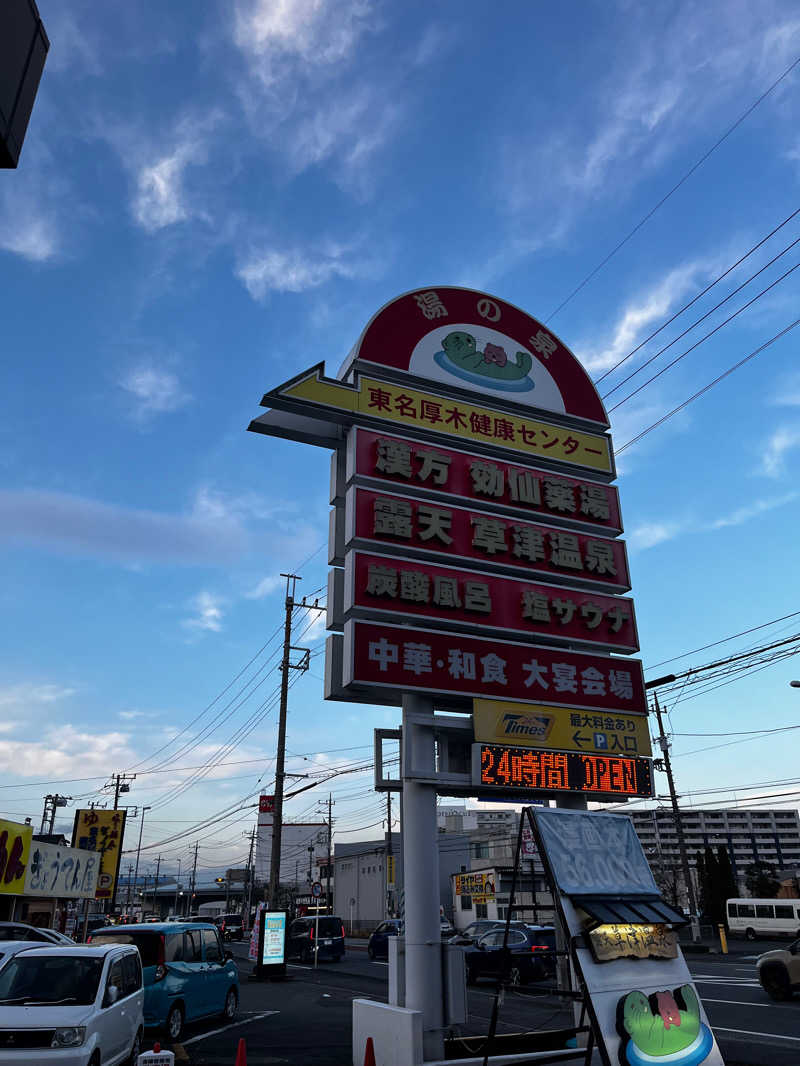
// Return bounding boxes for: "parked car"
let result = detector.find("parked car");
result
[0,942,143,1064]
[440,917,455,938]
[756,939,800,1000]
[448,919,502,946]
[0,921,74,945]
[287,916,345,962]
[177,915,204,923]
[215,913,245,941]
[465,925,557,986]
[88,921,239,1041]
[367,920,403,960]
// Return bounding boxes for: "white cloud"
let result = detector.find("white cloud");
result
[707,492,798,529]
[183,591,225,633]
[118,709,157,721]
[119,365,190,419]
[770,372,800,407]
[133,144,200,231]
[247,575,284,599]
[760,426,800,477]
[236,244,358,298]
[0,682,75,709]
[628,521,685,551]
[0,487,249,564]
[0,724,136,779]
[0,208,59,262]
[233,0,373,68]
[579,259,710,374]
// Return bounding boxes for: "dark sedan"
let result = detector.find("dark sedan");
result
[448,919,503,946]
[465,925,556,986]
[367,919,403,959]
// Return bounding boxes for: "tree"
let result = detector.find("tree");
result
[695,851,707,914]
[716,846,737,920]
[699,846,726,923]
[744,861,780,898]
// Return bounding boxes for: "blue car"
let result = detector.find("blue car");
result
[367,919,403,960]
[88,921,239,1040]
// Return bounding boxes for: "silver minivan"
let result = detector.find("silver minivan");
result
[0,943,144,1064]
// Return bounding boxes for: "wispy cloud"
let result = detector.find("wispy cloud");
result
[236,243,359,299]
[233,0,373,71]
[119,364,191,419]
[132,134,211,232]
[0,487,250,565]
[760,426,800,477]
[246,575,284,599]
[182,591,225,633]
[628,491,798,551]
[579,259,711,374]
[0,179,60,262]
[118,709,157,721]
[0,683,76,709]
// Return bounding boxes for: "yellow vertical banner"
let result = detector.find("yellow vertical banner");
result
[72,809,127,901]
[0,818,33,895]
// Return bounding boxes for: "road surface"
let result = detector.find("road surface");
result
[146,938,799,1065]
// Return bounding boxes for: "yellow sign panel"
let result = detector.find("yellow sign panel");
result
[455,871,496,901]
[589,924,678,962]
[277,367,613,474]
[72,808,127,901]
[387,854,396,888]
[0,818,33,896]
[473,700,652,758]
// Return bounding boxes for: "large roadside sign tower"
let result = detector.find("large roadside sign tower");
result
[249,287,669,1061]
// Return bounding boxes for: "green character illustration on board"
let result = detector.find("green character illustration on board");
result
[435,331,535,391]
[617,984,713,1065]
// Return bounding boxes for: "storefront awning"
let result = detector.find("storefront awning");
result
[571,894,687,927]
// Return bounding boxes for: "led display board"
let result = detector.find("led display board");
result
[473,742,653,799]
[260,911,287,966]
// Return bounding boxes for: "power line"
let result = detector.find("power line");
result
[602,235,800,400]
[546,54,800,322]
[616,316,800,453]
[645,609,800,670]
[608,259,800,412]
[594,206,800,384]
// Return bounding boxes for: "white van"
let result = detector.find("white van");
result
[726,898,800,940]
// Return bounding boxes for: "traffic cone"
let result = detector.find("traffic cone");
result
[363,1036,376,1066]
[234,1037,247,1065]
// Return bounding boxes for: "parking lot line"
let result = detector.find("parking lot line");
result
[714,1027,800,1044]
[181,1010,279,1047]
[703,998,773,1007]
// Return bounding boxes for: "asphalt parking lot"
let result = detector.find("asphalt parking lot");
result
[143,939,800,1066]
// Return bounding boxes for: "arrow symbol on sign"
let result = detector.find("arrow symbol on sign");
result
[572,731,591,748]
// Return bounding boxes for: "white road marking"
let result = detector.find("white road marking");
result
[714,1026,800,1044]
[181,1011,278,1046]
[703,998,773,1007]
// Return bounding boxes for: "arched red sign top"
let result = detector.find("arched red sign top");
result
[340,286,609,429]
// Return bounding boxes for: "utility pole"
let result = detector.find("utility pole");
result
[653,693,700,942]
[244,827,256,924]
[268,573,307,909]
[125,863,134,910]
[386,792,393,918]
[151,855,161,917]
[40,794,71,835]
[132,805,151,920]
[173,859,182,916]
[326,793,333,915]
[109,773,136,809]
[189,842,198,915]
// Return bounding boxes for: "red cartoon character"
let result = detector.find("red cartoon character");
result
[655,991,682,1030]
[483,342,508,367]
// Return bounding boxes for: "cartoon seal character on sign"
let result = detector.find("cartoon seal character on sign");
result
[438,331,533,385]
[616,985,713,1066]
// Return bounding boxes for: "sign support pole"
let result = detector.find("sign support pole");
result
[401,693,444,1062]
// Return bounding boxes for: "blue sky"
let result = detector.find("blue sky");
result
[1,0,799,877]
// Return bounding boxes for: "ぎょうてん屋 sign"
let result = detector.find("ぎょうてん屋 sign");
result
[346,428,622,534]
[347,551,639,653]
[346,486,630,591]
[342,619,646,713]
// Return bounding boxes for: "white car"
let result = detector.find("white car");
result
[0,943,144,1064]
[757,938,800,1001]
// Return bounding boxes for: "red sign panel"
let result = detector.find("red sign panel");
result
[343,286,610,426]
[349,428,622,534]
[348,487,630,592]
[343,619,647,713]
[475,743,653,798]
[347,552,639,653]
[259,795,274,813]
